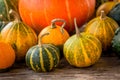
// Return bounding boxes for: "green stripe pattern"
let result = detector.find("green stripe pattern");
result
[63,32,102,67]
[0,21,37,61]
[84,16,119,51]
[26,44,60,72]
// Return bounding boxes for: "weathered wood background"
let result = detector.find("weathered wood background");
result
[0,56,120,80]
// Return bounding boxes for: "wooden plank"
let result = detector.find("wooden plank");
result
[0,57,120,80]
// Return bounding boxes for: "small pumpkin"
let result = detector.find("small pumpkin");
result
[108,2,120,26]
[0,0,18,21]
[63,18,102,67]
[96,0,119,16]
[0,42,15,72]
[38,19,70,51]
[0,10,37,61]
[112,27,120,57]
[26,33,60,72]
[84,10,119,51]
[96,0,114,9]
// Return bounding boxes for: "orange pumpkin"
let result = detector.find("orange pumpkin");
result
[38,19,70,50]
[96,0,120,16]
[0,42,15,71]
[19,0,95,34]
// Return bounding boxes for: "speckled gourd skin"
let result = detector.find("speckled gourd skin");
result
[84,11,119,51]
[0,21,37,61]
[63,32,102,67]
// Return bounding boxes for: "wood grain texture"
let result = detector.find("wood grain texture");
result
[0,56,120,80]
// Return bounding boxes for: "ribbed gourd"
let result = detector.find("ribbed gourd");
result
[0,10,37,61]
[84,10,119,51]
[38,19,70,53]
[26,33,60,72]
[63,18,102,67]
[96,0,119,16]
[96,0,113,9]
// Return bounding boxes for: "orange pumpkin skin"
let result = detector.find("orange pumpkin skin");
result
[38,19,70,47]
[39,25,70,46]
[19,0,95,34]
[0,42,15,70]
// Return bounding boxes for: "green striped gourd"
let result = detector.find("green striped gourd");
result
[0,10,37,61]
[0,0,18,21]
[26,33,60,72]
[84,10,119,51]
[63,18,102,67]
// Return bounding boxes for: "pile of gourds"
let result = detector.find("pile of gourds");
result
[1,0,120,72]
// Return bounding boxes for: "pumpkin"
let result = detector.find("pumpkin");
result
[26,33,60,72]
[63,18,102,67]
[95,0,114,9]
[0,10,37,61]
[96,0,119,16]
[84,10,119,51]
[0,0,18,21]
[38,18,70,51]
[0,42,15,72]
[112,27,120,57]
[108,2,120,26]
[19,0,95,34]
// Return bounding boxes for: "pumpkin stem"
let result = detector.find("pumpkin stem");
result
[38,33,49,46]
[100,10,106,20]
[9,9,20,22]
[51,18,66,34]
[74,18,81,37]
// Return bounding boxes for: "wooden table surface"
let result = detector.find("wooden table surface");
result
[0,56,120,80]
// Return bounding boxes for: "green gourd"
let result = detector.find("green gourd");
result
[26,33,60,72]
[63,18,102,67]
[112,27,120,57]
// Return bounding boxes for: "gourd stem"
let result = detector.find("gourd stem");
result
[74,18,81,37]
[9,9,20,22]
[38,33,49,46]
[100,10,106,20]
[51,18,66,34]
